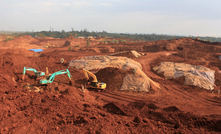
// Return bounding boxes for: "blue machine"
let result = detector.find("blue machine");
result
[22,67,45,80]
[40,69,72,84]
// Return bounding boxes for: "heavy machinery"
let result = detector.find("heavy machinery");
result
[40,69,72,85]
[60,58,65,64]
[22,67,45,80]
[82,68,106,90]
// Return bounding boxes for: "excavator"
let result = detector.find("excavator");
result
[22,67,45,80]
[40,69,72,85]
[60,58,66,64]
[82,68,106,90]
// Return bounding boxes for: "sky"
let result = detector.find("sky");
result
[1,0,221,37]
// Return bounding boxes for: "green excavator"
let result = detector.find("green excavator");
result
[40,69,72,85]
[22,67,45,80]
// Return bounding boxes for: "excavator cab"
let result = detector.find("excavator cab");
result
[35,72,45,77]
[97,82,106,89]
[91,81,98,87]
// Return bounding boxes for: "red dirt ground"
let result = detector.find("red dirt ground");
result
[1,36,221,133]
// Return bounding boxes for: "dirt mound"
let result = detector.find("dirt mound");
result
[44,37,57,39]
[7,48,37,57]
[0,53,37,83]
[143,44,161,52]
[62,41,71,47]
[2,53,33,67]
[103,102,127,115]
[78,45,115,53]
[110,51,137,59]
[142,38,201,52]
[174,50,213,62]
[163,106,180,112]
[96,46,115,53]
[79,47,101,53]
[0,35,42,49]
[129,102,159,110]
[165,43,177,51]
[0,86,84,134]
[95,67,133,92]
[19,35,34,39]
[0,74,16,88]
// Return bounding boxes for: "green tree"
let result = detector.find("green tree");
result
[39,33,45,38]
[68,33,73,37]
[68,45,72,50]
[4,36,13,42]
[87,40,91,46]
[61,30,66,38]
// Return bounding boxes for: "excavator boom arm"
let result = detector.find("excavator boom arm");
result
[49,69,72,82]
[40,69,72,84]
[82,68,98,82]
[22,67,45,80]
[23,67,37,74]
[82,68,106,89]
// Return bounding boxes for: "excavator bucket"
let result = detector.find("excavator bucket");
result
[22,75,25,81]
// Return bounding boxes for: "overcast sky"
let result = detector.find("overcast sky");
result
[1,0,221,37]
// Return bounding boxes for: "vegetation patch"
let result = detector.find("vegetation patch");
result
[4,36,14,42]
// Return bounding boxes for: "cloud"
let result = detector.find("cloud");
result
[99,3,113,6]
[1,0,221,37]
[63,3,70,6]
[69,1,92,10]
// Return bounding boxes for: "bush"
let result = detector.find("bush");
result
[120,39,126,43]
[4,37,13,42]
[112,39,118,43]
[87,40,91,46]
[112,39,119,43]
[68,46,72,50]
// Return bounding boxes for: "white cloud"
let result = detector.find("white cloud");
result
[99,3,113,6]
[1,0,221,37]
[64,3,70,6]
[69,1,92,10]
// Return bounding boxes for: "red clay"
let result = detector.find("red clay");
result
[0,36,221,133]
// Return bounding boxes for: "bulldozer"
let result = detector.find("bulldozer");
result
[40,69,72,85]
[82,68,106,90]
[22,67,45,80]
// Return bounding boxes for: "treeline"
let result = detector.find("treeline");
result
[9,30,221,42]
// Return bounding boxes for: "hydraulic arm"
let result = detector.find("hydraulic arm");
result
[82,68,106,89]
[40,69,72,84]
[22,67,45,80]
[82,68,98,82]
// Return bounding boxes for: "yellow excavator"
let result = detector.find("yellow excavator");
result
[82,68,106,90]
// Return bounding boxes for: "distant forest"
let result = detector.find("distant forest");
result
[2,30,221,42]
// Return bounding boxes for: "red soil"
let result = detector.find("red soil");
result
[0,36,221,133]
